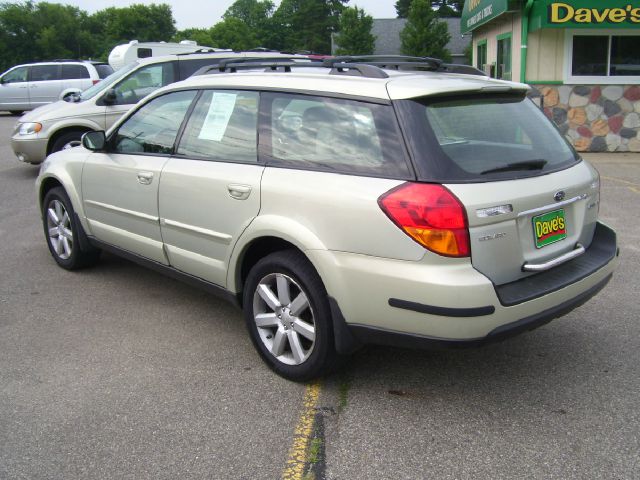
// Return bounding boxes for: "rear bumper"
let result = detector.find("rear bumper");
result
[309,222,618,353]
[342,273,612,351]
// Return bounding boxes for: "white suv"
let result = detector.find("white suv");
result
[36,57,618,381]
[0,60,112,114]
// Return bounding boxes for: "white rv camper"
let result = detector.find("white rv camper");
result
[108,40,226,70]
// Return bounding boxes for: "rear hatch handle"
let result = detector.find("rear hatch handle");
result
[522,243,586,272]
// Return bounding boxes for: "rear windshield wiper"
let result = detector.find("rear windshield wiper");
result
[481,159,547,175]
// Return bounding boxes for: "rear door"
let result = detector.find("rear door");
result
[0,66,30,110]
[61,63,92,91]
[159,89,263,287]
[28,64,62,107]
[397,94,599,285]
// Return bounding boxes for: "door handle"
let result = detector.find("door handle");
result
[227,184,252,200]
[137,171,154,185]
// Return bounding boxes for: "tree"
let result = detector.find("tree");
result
[271,0,347,53]
[400,0,451,61]
[209,17,257,51]
[223,0,276,48]
[173,28,215,47]
[397,0,465,18]
[395,0,412,18]
[334,7,375,56]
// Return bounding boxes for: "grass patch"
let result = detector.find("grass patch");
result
[308,437,323,464]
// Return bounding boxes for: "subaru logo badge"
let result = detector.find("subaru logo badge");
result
[554,191,565,202]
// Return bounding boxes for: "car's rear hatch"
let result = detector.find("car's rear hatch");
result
[394,91,601,286]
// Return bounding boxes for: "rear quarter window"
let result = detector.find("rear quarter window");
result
[61,64,90,79]
[263,92,412,179]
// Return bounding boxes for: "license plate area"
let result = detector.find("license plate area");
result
[532,209,567,249]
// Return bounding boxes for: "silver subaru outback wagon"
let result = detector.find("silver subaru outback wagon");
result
[36,57,618,381]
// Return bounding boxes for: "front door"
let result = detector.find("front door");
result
[159,90,262,287]
[0,66,29,110]
[82,90,197,263]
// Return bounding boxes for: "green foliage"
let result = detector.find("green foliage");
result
[271,0,348,53]
[172,28,216,48]
[210,17,258,51]
[334,7,375,56]
[0,1,177,71]
[223,0,276,49]
[400,0,452,61]
[397,0,465,18]
[395,0,412,18]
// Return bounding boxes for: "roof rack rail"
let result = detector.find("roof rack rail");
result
[175,48,231,56]
[193,60,390,79]
[191,57,312,76]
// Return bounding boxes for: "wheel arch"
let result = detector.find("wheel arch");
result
[47,126,94,156]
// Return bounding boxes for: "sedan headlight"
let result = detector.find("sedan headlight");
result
[18,122,43,135]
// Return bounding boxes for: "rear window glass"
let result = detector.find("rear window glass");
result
[263,92,411,178]
[95,64,114,79]
[396,95,579,183]
[61,64,90,79]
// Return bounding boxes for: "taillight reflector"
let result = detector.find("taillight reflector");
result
[92,80,100,85]
[378,182,470,257]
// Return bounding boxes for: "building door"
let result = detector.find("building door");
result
[497,33,512,80]
[476,40,487,74]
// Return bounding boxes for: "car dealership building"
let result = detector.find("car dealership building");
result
[462,0,640,152]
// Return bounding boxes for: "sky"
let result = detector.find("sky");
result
[49,0,399,31]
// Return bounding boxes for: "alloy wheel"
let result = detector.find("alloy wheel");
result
[46,199,73,260]
[252,273,316,365]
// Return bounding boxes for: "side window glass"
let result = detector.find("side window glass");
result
[112,90,196,155]
[137,48,153,58]
[266,93,409,177]
[112,63,175,105]
[61,64,90,79]
[177,90,259,163]
[2,67,28,83]
[30,65,60,82]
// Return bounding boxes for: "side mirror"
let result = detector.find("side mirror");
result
[82,131,106,151]
[102,88,117,105]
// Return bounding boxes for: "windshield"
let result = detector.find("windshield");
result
[80,62,138,101]
[395,94,579,183]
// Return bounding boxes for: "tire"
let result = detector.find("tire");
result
[42,187,100,270]
[243,250,341,381]
[9,111,23,116]
[50,131,84,154]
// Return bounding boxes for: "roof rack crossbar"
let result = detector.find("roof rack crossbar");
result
[191,57,310,76]
[327,55,444,69]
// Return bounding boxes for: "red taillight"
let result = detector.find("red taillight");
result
[378,182,470,257]
[92,80,100,85]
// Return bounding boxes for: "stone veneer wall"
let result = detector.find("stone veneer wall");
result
[535,85,640,153]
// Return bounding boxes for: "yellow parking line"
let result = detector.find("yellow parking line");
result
[282,381,321,480]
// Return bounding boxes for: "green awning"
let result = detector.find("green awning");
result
[530,0,640,31]
[461,0,521,34]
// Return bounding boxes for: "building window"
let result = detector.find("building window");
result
[567,31,640,83]
[476,40,487,73]
[496,33,512,80]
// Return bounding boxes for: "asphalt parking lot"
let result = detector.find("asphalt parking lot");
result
[1,111,639,480]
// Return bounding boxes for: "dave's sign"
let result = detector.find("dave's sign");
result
[549,2,640,25]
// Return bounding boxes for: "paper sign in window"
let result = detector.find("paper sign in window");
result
[198,92,238,142]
